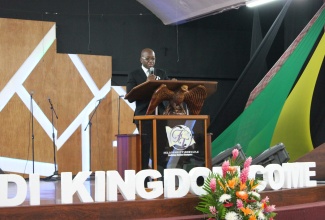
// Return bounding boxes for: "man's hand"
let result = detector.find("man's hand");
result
[147,74,157,81]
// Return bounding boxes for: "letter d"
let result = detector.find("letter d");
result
[0,174,27,207]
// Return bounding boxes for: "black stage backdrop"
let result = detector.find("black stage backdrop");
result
[0,0,324,146]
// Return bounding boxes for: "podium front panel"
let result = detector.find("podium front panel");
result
[155,118,206,172]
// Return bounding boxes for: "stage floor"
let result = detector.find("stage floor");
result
[1,178,325,220]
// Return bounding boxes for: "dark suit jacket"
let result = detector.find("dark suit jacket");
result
[126,67,169,124]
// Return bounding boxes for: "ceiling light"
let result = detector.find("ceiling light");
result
[246,0,280,8]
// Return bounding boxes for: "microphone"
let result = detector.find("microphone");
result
[149,67,154,75]
[30,91,34,97]
[97,96,106,102]
[48,97,58,119]
[48,97,53,106]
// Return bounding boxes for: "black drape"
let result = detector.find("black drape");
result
[311,57,325,148]
[208,0,293,140]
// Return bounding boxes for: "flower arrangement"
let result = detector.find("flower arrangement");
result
[196,149,277,220]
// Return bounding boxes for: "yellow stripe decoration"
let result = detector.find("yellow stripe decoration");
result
[271,33,325,161]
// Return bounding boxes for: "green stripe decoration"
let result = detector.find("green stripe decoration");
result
[211,6,325,159]
[271,32,325,161]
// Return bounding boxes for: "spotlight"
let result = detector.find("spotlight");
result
[246,0,280,8]
[252,143,290,166]
[212,144,246,167]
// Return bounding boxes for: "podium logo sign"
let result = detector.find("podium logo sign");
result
[165,125,195,150]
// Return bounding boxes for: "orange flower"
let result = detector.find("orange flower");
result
[227,178,236,189]
[236,191,248,200]
[228,166,237,173]
[250,179,259,190]
[217,180,227,193]
[261,202,267,209]
[240,182,247,191]
[240,207,253,216]
[249,215,257,220]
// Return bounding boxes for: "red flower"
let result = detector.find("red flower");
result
[246,199,256,203]
[223,202,234,208]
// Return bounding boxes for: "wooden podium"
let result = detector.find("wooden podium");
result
[118,80,217,174]
[134,115,212,171]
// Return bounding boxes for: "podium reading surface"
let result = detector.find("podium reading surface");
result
[124,80,217,103]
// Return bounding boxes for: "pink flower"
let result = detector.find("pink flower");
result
[236,199,243,208]
[244,157,252,168]
[232,149,239,160]
[264,204,276,213]
[209,206,217,215]
[222,160,230,177]
[240,167,249,183]
[210,178,216,192]
[261,196,269,203]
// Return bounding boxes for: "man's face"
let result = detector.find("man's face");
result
[140,51,155,69]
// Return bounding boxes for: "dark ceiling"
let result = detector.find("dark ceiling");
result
[0,0,283,29]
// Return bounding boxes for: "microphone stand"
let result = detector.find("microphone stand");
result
[45,98,59,181]
[118,95,124,135]
[30,92,35,174]
[84,98,104,176]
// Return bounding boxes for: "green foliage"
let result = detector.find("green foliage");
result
[195,149,277,220]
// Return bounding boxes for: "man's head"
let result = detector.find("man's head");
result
[140,48,155,69]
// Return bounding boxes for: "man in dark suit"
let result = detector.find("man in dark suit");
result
[126,48,170,172]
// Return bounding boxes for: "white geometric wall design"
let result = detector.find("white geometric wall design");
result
[0,24,135,176]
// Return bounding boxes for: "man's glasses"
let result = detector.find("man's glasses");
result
[142,57,155,62]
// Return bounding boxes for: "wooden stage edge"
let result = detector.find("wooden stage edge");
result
[1,180,325,220]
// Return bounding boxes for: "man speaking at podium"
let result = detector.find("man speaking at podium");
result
[126,48,170,173]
